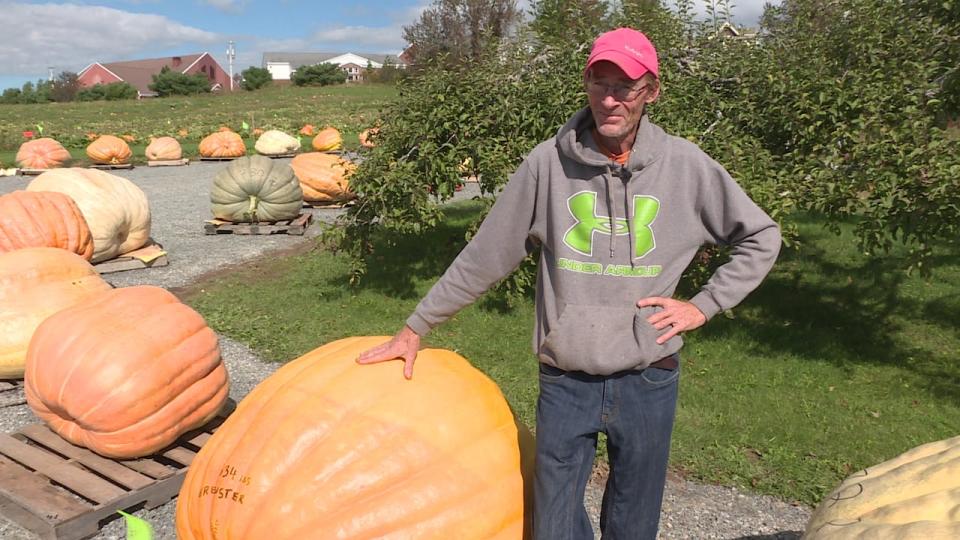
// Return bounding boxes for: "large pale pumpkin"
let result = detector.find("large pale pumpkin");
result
[15,138,72,169]
[290,152,356,203]
[86,135,132,164]
[145,136,183,160]
[254,130,301,156]
[199,132,246,158]
[26,168,151,263]
[311,126,342,152]
[210,155,303,222]
[0,248,111,378]
[176,336,533,540]
[804,435,960,539]
[0,191,94,259]
[24,285,229,458]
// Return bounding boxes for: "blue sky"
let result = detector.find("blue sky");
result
[0,0,775,91]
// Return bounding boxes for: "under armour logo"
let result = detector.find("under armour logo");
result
[562,191,660,258]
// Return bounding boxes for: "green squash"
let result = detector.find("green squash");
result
[210,155,303,223]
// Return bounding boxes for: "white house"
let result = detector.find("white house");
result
[261,52,404,83]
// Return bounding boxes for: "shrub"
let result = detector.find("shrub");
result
[76,82,138,101]
[149,66,211,96]
[291,63,346,87]
[241,67,272,91]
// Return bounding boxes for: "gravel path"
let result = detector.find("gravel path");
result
[0,161,811,539]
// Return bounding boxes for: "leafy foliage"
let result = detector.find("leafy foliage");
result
[149,66,212,96]
[291,63,347,87]
[50,71,80,103]
[328,0,960,297]
[76,82,138,101]
[240,67,272,91]
[0,79,52,104]
[402,0,522,66]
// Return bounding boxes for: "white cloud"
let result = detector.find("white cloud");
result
[201,0,247,14]
[310,25,409,52]
[0,2,221,78]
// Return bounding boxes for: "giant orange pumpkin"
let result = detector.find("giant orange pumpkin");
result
[311,126,342,152]
[176,336,533,540]
[15,138,72,169]
[145,136,182,160]
[26,168,151,263]
[199,132,246,158]
[0,191,94,260]
[86,135,132,164]
[0,248,111,378]
[25,285,229,458]
[289,152,356,203]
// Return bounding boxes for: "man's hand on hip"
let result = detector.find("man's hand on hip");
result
[637,297,707,344]
[356,325,422,379]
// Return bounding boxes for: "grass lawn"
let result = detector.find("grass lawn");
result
[0,83,397,166]
[182,202,960,507]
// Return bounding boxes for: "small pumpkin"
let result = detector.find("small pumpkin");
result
[25,285,229,458]
[358,127,379,149]
[175,336,533,540]
[804,435,960,539]
[0,191,93,259]
[26,168,151,263]
[15,138,72,169]
[289,152,356,203]
[311,127,342,152]
[146,136,182,160]
[210,155,303,222]
[199,131,246,158]
[254,130,301,156]
[0,248,111,378]
[86,135,132,164]
[299,124,316,136]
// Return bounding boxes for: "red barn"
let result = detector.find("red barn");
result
[77,53,232,98]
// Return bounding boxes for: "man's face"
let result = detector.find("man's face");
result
[585,61,659,143]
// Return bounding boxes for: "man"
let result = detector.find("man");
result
[358,27,781,539]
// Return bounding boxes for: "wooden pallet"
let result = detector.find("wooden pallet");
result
[203,212,312,235]
[92,242,168,275]
[260,153,297,159]
[198,156,240,162]
[147,159,190,167]
[88,163,134,171]
[17,168,49,176]
[303,200,354,209]
[0,402,233,540]
[0,380,25,408]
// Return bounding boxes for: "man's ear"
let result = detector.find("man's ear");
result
[644,82,661,105]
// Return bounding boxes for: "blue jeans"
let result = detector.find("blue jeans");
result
[533,357,680,540]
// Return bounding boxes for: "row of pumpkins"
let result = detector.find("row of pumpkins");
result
[14,126,377,169]
[3,255,532,537]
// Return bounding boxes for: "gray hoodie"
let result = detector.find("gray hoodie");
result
[406,108,781,375]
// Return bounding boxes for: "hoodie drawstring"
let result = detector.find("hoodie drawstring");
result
[604,166,616,258]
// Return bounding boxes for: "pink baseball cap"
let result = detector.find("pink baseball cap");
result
[585,28,659,80]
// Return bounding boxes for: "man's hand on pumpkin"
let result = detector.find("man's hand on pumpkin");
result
[356,325,421,379]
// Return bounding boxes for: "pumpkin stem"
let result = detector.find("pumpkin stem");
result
[247,195,259,221]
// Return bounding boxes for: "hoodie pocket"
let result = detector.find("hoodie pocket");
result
[540,303,669,373]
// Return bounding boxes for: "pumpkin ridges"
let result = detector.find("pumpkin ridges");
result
[0,248,111,378]
[87,135,132,164]
[25,285,228,458]
[26,168,151,262]
[176,337,530,540]
[199,132,246,158]
[145,136,182,160]
[15,138,72,169]
[0,191,94,259]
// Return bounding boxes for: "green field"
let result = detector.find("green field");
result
[0,83,397,166]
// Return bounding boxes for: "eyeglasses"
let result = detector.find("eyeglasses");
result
[585,80,650,101]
